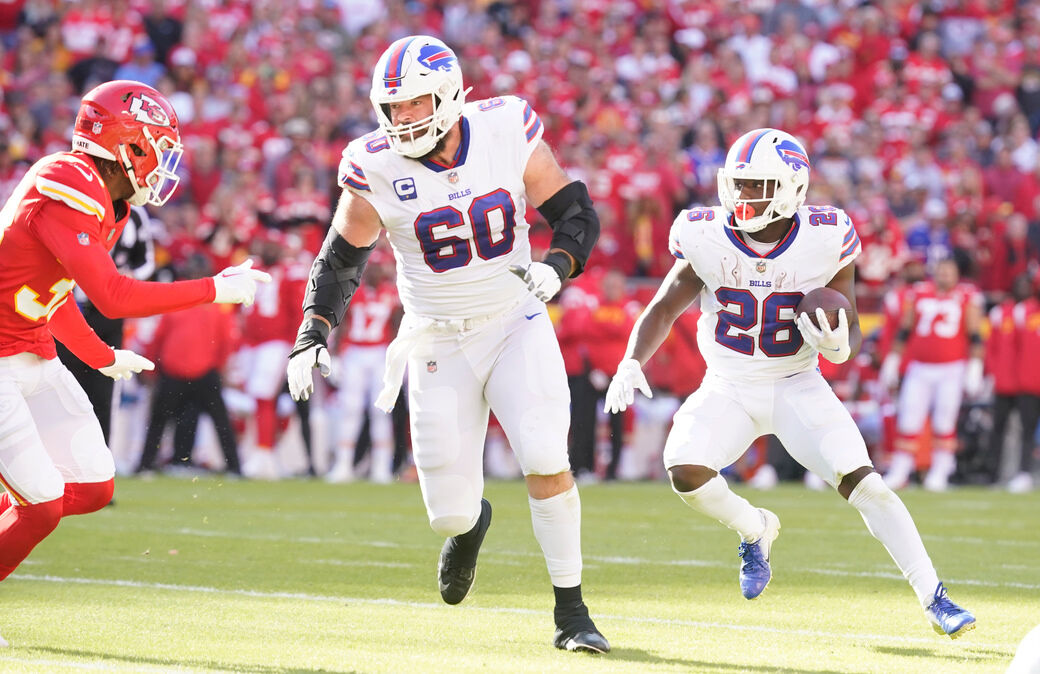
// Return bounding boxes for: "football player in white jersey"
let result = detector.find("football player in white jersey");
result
[286,36,608,653]
[604,128,976,639]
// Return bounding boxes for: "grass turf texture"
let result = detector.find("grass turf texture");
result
[1,478,1035,673]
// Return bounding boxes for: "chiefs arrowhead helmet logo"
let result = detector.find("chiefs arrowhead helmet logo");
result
[127,93,171,127]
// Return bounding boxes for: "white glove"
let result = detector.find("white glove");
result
[212,258,273,306]
[287,345,332,401]
[509,262,563,302]
[604,358,653,413]
[963,357,984,398]
[796,307,851,364]
[98,349,154,381]
[879,353,901,390]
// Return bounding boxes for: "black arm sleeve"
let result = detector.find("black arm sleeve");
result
[536,180,599,280]
[290,227,375,357]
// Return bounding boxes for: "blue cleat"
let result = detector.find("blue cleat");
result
[737,509,781,600]
[925,583,976,638]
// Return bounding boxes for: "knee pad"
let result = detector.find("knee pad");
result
[62,479,115,516]
[420,473,480,536]
[430,514,478,538]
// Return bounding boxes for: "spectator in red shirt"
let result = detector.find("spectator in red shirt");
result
[584,270,638,480]
[1004,277,1040,493]
[981,275,1031,485]
[137,254,241,475]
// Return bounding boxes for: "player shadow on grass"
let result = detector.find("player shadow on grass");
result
[29,647,353,674]
[606,647,846,673]
[871,644,1013,663]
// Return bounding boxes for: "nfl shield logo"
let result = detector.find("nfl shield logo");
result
[77,232,90,246]
[755,260,767,274]
[448,171,459,184]
[426,360,438,373]
[92,122,103,134]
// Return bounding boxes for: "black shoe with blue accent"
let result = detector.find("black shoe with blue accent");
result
[438,499,492,605]
[737,508,781,600]
[925,583,976,638]
[553,602,610,654]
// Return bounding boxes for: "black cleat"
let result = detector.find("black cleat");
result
[553,602,610,654]
[438,498,492,605]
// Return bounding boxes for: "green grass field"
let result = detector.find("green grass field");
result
[1,477,1036,673]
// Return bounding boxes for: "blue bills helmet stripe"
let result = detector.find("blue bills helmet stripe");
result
[383,37,418,89]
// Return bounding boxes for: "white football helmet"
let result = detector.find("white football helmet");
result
[370,35,470,158]
[717,128,810,233]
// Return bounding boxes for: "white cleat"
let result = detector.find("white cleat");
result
[803,470,828,491]
[883,453,914,490]
[748,464,778,490]
[242,451,283,481]
[1007,472,1034,494]
[324,460,356,484]
[922,469,949,493]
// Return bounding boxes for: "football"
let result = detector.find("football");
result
[796,287,852,330]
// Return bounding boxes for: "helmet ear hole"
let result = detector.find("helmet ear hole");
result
[129,143,146,157]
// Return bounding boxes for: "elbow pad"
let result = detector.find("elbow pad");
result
[537,180,599,278]
[302,226,375,329]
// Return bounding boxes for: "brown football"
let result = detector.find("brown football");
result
[796,287,852,330]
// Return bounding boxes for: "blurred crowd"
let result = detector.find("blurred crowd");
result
[1,0,1038,488]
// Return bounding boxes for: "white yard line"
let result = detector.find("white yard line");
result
[74,524,1040,589]
[9,573,1018,652]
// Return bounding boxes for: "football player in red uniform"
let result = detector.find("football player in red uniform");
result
[881,258,985,491]
[0,80,270,592]
[326,251,401,483]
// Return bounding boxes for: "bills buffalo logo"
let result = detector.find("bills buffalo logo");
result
[128,94,170,127]
[417,45,456,72]
[774,140,809,172]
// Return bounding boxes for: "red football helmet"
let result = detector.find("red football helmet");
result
[72,80,183,207]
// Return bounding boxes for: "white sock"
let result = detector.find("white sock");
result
[529,485,582,588]
[848,472,940,607]
[928,451,956,478]
[676,474,765,542]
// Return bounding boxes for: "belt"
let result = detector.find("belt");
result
[373,300,520,412]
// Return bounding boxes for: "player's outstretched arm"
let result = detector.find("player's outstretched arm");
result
[511,140,600,302]
[604,260,703,413]
[288,189,382,401]
[49,300,153,379]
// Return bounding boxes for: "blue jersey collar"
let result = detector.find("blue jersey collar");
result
[420,117,470,173]
[725,213,800,259]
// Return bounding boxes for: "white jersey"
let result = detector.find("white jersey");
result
[668,205,861,381]
[337,96,544,319]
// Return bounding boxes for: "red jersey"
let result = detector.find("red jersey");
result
[338,282,400,349]
[1017,299,1040,396]
[0,152,214,366]
[986,300,1019,395]
[148,304,238,379]
[904,281,982,364]
[240,261,307,346]
[879,284,912,359]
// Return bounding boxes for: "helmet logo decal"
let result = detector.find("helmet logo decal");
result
[417,45,456,72]
[775,140,809,171]
[91,122,103,134]
[128,94,170,126]
[383,36,418,89]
